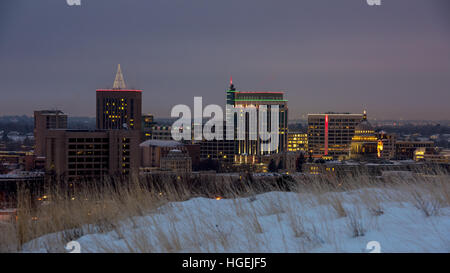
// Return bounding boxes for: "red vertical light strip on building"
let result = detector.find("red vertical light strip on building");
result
[324,114,329,156]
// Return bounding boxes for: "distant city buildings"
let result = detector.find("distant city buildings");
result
[35,65,141,180]
[0,151,43,173]
[414,148,450,163]
[395,140,435,160]
[307,112,364,159]
[15,67,446,180]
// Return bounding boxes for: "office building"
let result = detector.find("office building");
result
[307,111,364,159]
[226,80,288,164]
[44,129,141,180]
[287,132,308,152]
[200,139,235,164]
[34,110,67,157]
[96,64,142,131]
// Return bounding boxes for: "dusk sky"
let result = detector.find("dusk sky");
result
[0,0,449,120]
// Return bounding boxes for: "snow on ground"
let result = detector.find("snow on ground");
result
[22,188,450,253]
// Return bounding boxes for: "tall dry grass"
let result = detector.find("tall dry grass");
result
[0,165,448,253]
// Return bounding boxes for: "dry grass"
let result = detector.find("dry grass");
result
[329,195,347,218]
[346,207,366,238]
[0,166,448,253]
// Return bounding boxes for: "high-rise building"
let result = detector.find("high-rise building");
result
[307,111,364,159]
[34,110,68,157]
[45,129,140,180]
[226,80,288,164]
[96,64,142,131]
[287,132,308,152]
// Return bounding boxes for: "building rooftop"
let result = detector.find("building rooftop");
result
[139,139,182,147]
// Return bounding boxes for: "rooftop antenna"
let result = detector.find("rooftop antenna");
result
[229,76,236,91]
[113,64,126,89]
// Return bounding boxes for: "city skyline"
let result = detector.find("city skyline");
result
[1,0,449,120]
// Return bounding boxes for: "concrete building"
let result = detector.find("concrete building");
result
[44,129,141,180]
[34,110,67,157]
[307,111,364,159]
[96,64,142,131]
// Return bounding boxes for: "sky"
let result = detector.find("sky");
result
[0,0,449,120]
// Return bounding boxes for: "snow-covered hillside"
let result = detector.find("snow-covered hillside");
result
[23,187,450,253]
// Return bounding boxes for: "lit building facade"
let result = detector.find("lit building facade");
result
[376,131,396,160]
[349,116,378,160]
[226,81,288,164]
[307,112,364,159]
[287,132,308,152]
[96,64,142,131]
